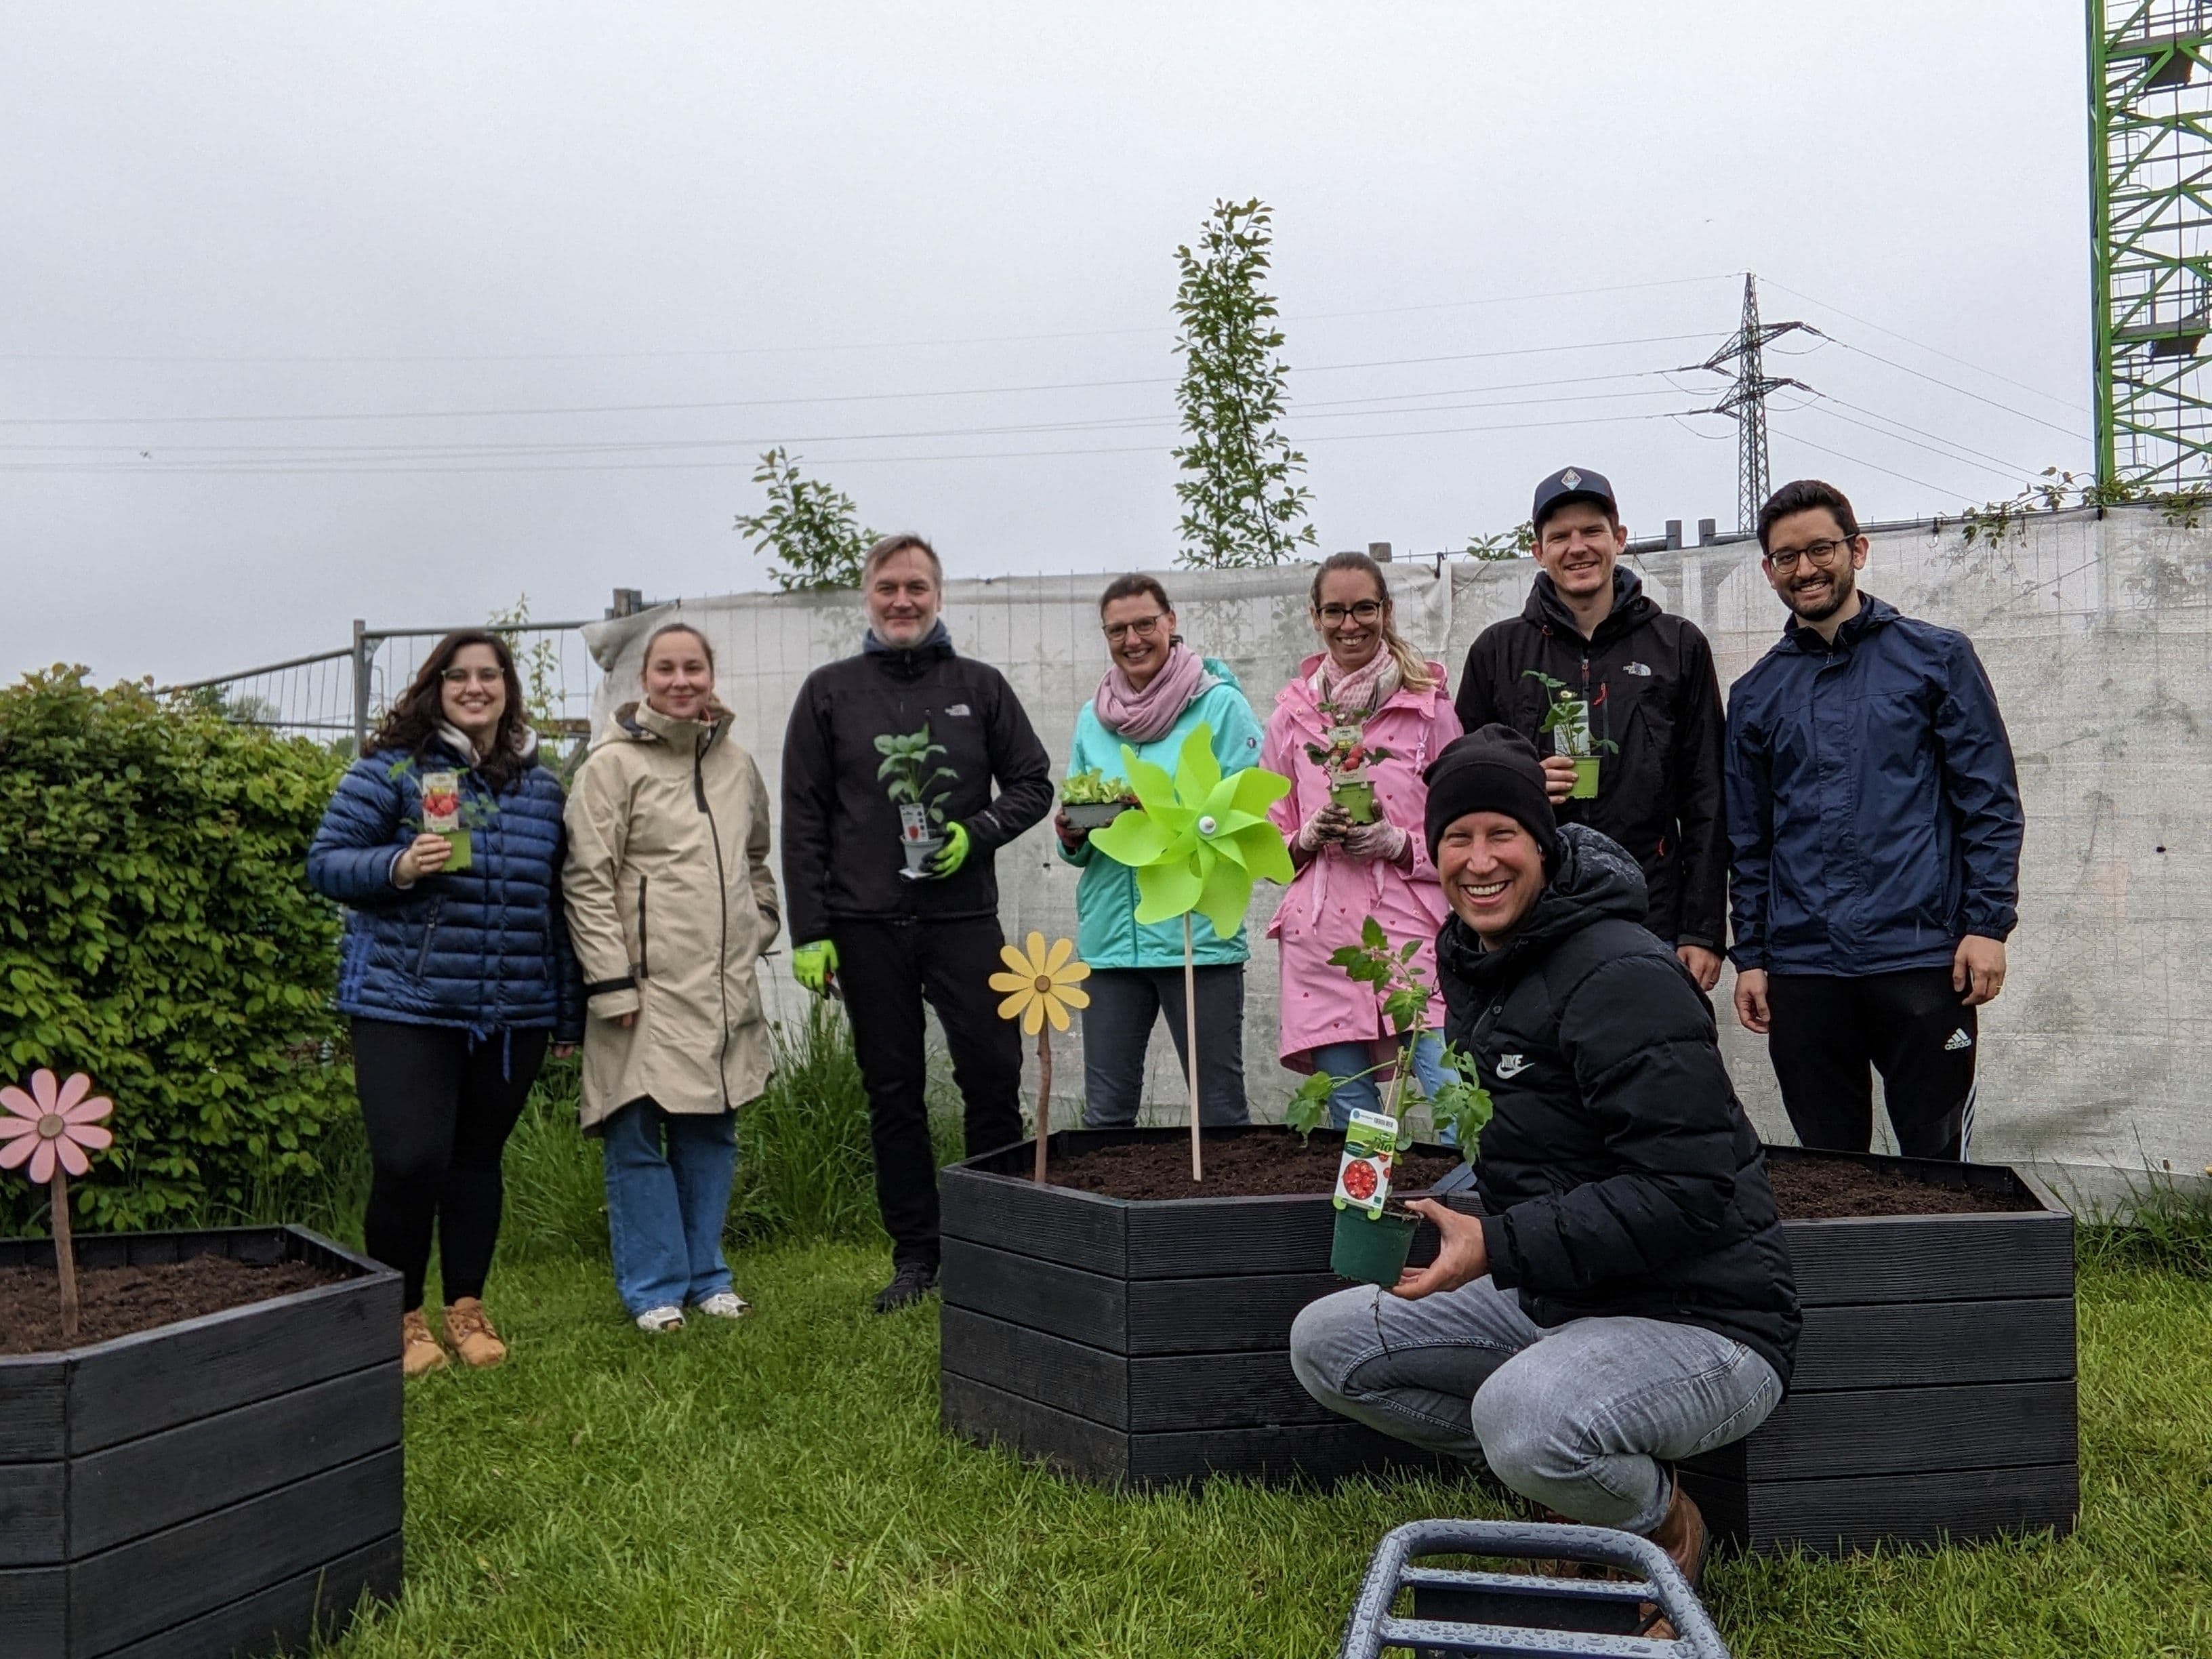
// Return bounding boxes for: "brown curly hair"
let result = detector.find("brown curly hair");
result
[365,630,534,792]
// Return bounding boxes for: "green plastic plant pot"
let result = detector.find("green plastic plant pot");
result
[1330,779,1377,824]
[1331,1204,1418,1286]
[1570,757,1600,800]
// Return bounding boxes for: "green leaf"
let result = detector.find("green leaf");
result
[1361,916,1387,951]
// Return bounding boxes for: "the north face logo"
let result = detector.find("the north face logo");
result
[1944,1028,1973,1052]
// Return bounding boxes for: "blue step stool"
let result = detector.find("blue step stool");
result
[1336,1518,1731,1658]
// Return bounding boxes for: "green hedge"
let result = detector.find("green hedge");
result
[0,669,351,1230]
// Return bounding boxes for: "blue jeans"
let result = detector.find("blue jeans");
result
[1311,1032,1452,1132]
[1290,1277,1783,1531]
[602,1099,738,1315]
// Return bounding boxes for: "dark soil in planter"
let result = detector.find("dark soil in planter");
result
[1767,1156,2040,1219]
[0,1254,346,1353]
[1046,1134,1462,1200]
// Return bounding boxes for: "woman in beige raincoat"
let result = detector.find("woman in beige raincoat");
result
[564,621,779,1331]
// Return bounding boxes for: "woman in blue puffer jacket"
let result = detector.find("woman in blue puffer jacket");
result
[308,630,583,1378]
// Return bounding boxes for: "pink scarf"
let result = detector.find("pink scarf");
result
[1093,642,1212,743]
[1311,649,1401,716]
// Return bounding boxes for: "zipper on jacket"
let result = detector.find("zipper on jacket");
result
[636,875,651,981]
[698,735,733,1109]
[414,900,444,979]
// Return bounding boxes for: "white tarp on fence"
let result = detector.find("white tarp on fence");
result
[586,507,2212,1206]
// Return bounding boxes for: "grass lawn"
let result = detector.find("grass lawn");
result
[332,1241,2212,1659]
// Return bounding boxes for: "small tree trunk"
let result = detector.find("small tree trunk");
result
[1185,915,1203,1182]
[52,1169,79,1342]
[1033,1027,1052,1185]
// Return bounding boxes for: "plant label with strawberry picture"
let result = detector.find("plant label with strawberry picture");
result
[1333,1107,1398,1219]
[1307,712,1391,825]
[419,770,473,870]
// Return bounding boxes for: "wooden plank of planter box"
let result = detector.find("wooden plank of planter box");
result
[0,1564,66,1658]
[940,1158,1128,1278]
[943,1374,1128,1483]
[68,1270,397,1456]
[70,1363,400,1557]
[100,1532,402,1659]
[1792,1296,2075,1391]
[941,1238,1349,1356]
[0,1462,64,1568]
[68,1446,403,1655]
[1680,1462,2079,1558]
[940,1307,1337,1433]
[1683,1378,2078,1484]
[0,1359,66,1462]
[1780,1214,2074,1307]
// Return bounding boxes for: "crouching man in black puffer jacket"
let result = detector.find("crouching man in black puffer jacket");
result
[1290,724,1799,1597]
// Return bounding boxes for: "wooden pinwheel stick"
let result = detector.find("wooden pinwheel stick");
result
[1033,1026,1052,1185]
[1184,914,1202,1183]
[52,1169,78,1341]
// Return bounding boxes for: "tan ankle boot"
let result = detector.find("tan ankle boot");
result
[401,1309,448,1378]
[443,1297,508,1368]
[1634,1479,1711,1640]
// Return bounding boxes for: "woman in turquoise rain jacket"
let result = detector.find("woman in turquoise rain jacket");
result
[1057,575,1264,1128]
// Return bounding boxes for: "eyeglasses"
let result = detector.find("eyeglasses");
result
[1317,600,1384,626]
[1103,615,1168,643]
[440,666,505,686]
[1765,537,1853,575]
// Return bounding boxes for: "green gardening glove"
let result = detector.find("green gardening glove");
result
[928,821,971,878]
[791,939,839,996]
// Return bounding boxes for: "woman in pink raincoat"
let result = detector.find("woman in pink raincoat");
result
[1265,552,1463,1128]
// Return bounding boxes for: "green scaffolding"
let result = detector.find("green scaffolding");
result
[2090,1,2212,490]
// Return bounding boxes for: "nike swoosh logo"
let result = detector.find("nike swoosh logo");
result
[1495,1055,1531,1078]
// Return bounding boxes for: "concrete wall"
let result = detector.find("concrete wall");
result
[586,506,2212,1206]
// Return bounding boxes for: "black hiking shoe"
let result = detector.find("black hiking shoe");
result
[872,1260,939,1314]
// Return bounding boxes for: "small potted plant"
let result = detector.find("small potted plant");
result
[1060,767,1135,832]
[1305,706,1393,825]
[382,755,499,871]
[1283,917,1495,1284]
[1522,669,1616,800]
[875,722,958,878]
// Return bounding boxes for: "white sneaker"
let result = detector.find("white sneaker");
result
[691,1292,752,1320]
[634,1305,685,1333]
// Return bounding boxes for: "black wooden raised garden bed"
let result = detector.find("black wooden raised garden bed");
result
[941,1132,2078,1559]
[1679,1145,2077,1556]
[0,1226,403,1658]
[939,1124,1477,1487]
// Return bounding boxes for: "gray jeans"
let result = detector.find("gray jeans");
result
[1080,965,1249,1128]
[1290,1277,1782,1532]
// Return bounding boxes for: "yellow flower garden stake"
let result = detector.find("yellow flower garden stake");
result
[1088,721,1292,1182]
[989,933,1092,1183]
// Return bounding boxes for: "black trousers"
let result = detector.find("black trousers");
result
[352,1018,548,1311]
[830,916,1024,1269]
[1766,968,1977,1160]
[1079,964,1250,1129]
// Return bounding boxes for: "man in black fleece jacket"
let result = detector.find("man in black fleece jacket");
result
[1290,725,1797,1599]
[781,534,1052,1312]
[1455,467,1727,988]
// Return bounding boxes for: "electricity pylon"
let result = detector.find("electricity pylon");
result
[2089,1,2212,491]
[1698,274,1811,532]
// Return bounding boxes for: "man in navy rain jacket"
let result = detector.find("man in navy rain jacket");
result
[1725,479,2024,1159]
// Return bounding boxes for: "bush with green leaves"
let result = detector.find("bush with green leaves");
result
[0,668,351,1231]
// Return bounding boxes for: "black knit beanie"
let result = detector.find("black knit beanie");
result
[1422,724,1559,864]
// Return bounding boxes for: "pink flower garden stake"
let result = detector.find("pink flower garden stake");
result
[0,1070,114,1340]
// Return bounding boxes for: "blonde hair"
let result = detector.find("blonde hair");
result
[1308,552,1437,692]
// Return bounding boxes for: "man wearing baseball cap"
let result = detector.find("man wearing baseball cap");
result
[1455,468,1729,991]
[1290,726,1798,1611]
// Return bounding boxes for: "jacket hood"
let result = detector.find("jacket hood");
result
[432,720,539,767]
[1776,591,1898,656]
[1523,567,1655,644]
[1438,823,1650,992]
[605,699,733,750]
[862,617,954,669]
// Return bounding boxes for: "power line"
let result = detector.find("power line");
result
[1771,428,1980,505]
[0,409,1698,476]
[1828,341,2089,445]
[1803,396,2044,480]
[0,274,1740,366]
[0,333,1718,429]
[1759,277,2087,417]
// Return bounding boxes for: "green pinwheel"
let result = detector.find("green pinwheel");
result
[1089,722,1294,935]
[1086,722,1292,1181]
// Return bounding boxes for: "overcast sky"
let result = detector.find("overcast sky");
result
[3,2,2090,686]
